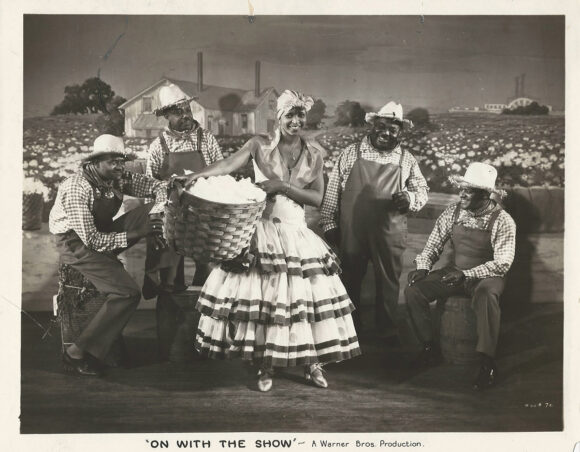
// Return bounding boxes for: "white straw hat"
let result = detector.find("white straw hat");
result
[449,162,506,197]
[82,134,135,163]
[365,101,404,123]
[154,83,194,116]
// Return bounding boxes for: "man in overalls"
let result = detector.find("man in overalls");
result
[49,134,168,376]
[144,83,223,359]
[320,102,429,342]
[405,162,516,390]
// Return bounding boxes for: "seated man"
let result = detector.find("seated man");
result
[49,134,168,376]
[405,162,516,390]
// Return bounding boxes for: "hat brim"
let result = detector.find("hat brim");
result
[82,151,137,163]
[365,113,412,129]
[154,97,195,116]
[448,175,507,198]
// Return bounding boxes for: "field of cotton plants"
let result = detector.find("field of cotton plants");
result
[23,113,565,217]
[318,114,565,193]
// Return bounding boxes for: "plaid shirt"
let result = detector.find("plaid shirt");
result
[415,202,517,279]
[320,137,429,232]
[49,171,168,253]
[146,127,223,179]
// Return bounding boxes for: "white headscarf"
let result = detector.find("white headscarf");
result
[276,89,314,119]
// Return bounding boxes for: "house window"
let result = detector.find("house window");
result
[142,96,152,113]
[241,114,248,129]
[269,99,276,111]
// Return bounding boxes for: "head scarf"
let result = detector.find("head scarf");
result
[276,89,314,119]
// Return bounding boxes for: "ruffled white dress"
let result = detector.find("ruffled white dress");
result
[195,139,361,368]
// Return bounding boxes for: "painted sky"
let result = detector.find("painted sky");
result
[23,15,565,117]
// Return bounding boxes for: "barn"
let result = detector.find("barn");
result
[119,55,278,138]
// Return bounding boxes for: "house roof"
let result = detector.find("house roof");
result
[120,77,277,113]
[132,113,167,130]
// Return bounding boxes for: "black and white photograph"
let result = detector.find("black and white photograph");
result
[3,1,580,451]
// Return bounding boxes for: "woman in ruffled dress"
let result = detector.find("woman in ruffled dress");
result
[184,90,361,392]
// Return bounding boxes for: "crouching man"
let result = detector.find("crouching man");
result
[49,134,168,376]
[405,162,516,390]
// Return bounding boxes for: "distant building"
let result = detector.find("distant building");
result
[119,55,278,138]
[484,103,507,114]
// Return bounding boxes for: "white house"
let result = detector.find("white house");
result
[119,56,278,138]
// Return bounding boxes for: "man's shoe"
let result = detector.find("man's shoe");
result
[63,351,103,377]
[472,363,497,391]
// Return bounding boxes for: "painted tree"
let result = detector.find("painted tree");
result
[334,101,366,127]
[52,78,125,115]
[306,99,327,129]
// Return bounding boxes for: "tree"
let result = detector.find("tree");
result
[306,99,326,129]
[96,95,127,136]
[51,77,123,115]
[334,101,366,127]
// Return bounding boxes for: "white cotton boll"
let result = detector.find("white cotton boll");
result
[188,175,266,204]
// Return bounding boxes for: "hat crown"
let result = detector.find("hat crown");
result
[158,83,190,109]
[93,134,125,153]
[377,101,404,121]
[462,162,497,190]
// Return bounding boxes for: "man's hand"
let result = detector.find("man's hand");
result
[324,228,341,248]
[407,269,428,286]
[440,269,466,286]
[392,191,411,212]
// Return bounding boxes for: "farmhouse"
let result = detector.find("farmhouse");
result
[120,54,278,138]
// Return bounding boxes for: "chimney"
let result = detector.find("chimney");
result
[515,76,520,98]
[197,52,203,92]
[520,73,526,97]
[255,61,261,97]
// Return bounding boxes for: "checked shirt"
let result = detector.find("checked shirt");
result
[415,202,517,280]
[146,127,223,179]
[49,171,168,253]
[320,136,429,232]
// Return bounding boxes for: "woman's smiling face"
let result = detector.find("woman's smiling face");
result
[280,107,307,136]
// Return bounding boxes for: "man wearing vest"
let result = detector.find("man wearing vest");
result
[320,102,429,342]
[144,84,223,359]
[405,162,516,390]
[49,135,168,376]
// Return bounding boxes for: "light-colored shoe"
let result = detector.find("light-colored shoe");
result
[257,368,273,392]
[305,363,328,388]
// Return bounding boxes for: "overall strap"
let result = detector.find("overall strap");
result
[196,126,202,152]
[453,203,462,223]
[487,207,503,232]
[356,139,363,159]
[398,147,405,167]
[159,132,170,155]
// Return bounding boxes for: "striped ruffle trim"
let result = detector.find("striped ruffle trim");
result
[253,251,341,277]
[196,292,355,326]
[195,332,362,368]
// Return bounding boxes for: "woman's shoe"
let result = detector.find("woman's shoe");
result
[257,368,274,392]
[305,363,328,388]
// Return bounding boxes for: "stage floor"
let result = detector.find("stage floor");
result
[20,303,563,433]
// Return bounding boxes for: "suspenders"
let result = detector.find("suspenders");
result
[159,126,203,155]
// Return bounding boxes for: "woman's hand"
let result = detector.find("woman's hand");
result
[184,172,203,189]
[257,180,287,195]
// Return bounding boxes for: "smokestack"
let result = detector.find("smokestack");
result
[520,73,526,97]
[515,76,520,98]
[255,61,261,97]
[197,52,203,92]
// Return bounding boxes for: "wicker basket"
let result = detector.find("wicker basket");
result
[22,192,44,231]
[164,187,266,263]
[56,264,107,350]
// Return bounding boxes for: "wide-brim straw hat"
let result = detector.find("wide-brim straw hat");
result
[449,162,507,198]
[154,83,196,116]
[365,101,413,129]
[82,134,137,163]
